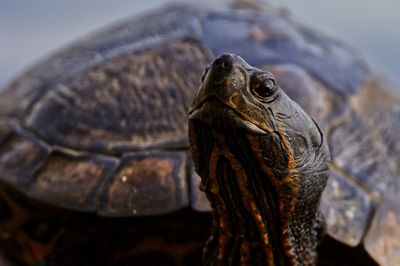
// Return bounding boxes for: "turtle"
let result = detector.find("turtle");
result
[0,0,398,265]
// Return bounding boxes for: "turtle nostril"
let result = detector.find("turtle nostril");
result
[213,54,235,71]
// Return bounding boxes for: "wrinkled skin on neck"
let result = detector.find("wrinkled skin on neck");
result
[188,54,330,265]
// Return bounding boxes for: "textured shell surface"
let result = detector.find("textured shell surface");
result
[0,3,399,265]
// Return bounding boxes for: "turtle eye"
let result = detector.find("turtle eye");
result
[201,65,211,82]
[250,74,278,102]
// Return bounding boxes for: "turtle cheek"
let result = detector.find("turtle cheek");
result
[290,135,308,164]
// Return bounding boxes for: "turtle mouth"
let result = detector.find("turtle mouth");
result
[189,96,267,134]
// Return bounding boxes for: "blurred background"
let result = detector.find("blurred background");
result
[0,0,399,88]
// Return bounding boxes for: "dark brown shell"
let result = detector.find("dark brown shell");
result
[0,37,213,217]
[0,3,399,265]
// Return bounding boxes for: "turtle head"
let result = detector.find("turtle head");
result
[189,53,328,168]
[188,54,330,265]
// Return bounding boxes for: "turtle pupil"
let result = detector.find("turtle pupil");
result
[254,83,273,97]
[251,77,277,100]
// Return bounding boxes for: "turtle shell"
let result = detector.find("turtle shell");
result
[0,3,399,265]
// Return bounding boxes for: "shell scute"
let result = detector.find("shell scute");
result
[27,149,119,212]
[99,151,189,216]
[0,121,50,189]
[365,199,400,266]
[320,170,372,246]
[26,40,213,153]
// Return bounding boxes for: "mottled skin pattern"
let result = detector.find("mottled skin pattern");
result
[189,54,330,265]
[0,2,399,266]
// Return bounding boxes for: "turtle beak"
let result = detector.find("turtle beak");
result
[189,53,246,115]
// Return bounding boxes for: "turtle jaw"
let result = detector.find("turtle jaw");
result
[188,96,268,135]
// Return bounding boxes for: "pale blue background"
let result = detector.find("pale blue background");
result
[0,0,399,88]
